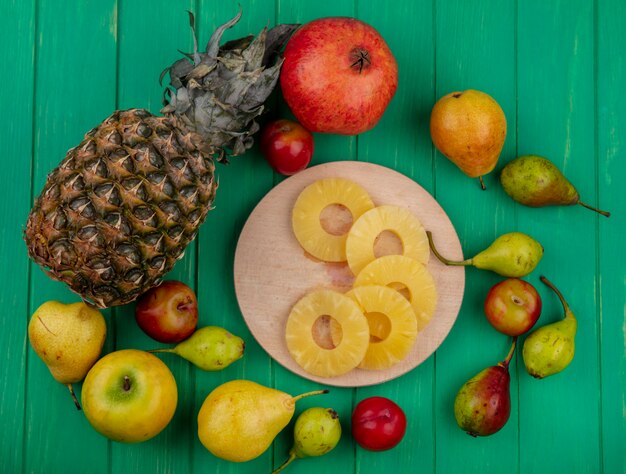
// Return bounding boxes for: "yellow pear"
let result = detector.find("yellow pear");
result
[28,301,106,409]
[430,89,507,189]
[197,380,328,462]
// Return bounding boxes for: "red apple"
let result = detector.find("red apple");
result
[280,17,398,135]
[260,119,314,175]
[484,278,542,336]
[135,280,198,343]
[351,396,407,451]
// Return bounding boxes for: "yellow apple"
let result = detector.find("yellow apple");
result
[81,349,177,443]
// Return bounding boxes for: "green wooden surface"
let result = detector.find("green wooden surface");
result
[1,0,624,472]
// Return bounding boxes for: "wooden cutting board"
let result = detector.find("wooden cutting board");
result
[233,161,465,387]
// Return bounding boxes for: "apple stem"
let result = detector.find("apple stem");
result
[479,176,486,190]
[177,302,194,312]
[501,337,517,369]
[292,389,329,403]
[577,200,610,217]
[123,375,131,392]
[272,452,297,473]
[540,275,571,316]
[67,384,81,410]
[427,231,470,267]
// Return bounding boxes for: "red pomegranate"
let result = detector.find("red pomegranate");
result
[280,17,398,135]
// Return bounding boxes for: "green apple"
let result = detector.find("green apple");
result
[81,349,177,443]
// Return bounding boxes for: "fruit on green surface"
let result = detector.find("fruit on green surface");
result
[292,178,374,262]
[81,349,177,443]
[427,231,543,278]
[500,155,610,217]
[285,289,369,377]
[23,12,298,308]
[354,254,438,330]
[135,280,198,343]
[346,205,430,276]
[430,89,507,189]
[351,396,407,451]
[454,338,516,437]
[280,17,398,135]
[148,326,244,371]
[345,285,418,370]
[260,119,314,175]
[272,407,342,473]
[484,278,542,336]
[197,380,328,462]
[523,276,577,379]
[28,301,106,410]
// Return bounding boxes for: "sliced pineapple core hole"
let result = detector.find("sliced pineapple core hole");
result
[320,204,353,236]
[373,230,404,258]
[355,255,438,331]
[285,289,370,378]
[346,285,419,371]
[346,205,429,275]
[291,178,375,262]
[365,311,392,342]
[311,315,342,349]
[387,282,411,301]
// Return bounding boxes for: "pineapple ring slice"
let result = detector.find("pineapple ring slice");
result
[285,289,370,378]
[344,285,419,370]
[292,178,375,262]
[354,255,438,330]
[345,205,429,275]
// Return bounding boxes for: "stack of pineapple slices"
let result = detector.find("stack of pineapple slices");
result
[286,178,438,378]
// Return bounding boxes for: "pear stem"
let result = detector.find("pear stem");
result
[272,452,297,474]
[291,389,329,403]
[426,231,470,267]
[67,384,81,411]
[540,275,571,316]
[479,176,486,190]
[501,337,517,368]
[146,348,174,354]
[577,200,610,217]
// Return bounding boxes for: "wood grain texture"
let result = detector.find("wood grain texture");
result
[25,1,117,473]
[112,1,197,472]
[354,2,439,472]
[1,0,624,473]
[272,1,360,473]
[193,2,278,473]
[597,0,626,473]
[433,1,519,473]
[0,1,35,472]
[517,2,601,473]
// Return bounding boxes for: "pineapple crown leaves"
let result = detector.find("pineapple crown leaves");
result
[160,10,299,161]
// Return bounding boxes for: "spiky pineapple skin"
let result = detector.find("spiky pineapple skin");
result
[25,109,216,308]
[23,13,299,308]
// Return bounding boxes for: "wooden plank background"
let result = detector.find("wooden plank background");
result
[1,0,624,473]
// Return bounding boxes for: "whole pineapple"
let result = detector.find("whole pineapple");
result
[24,12,297,308]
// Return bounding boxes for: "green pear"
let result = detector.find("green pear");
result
[427,231,543,277]
[500,155,610,217]
[273,407,342,473]
[197,380,328,462]
[28,301,107,409]
[149,326,244,371]
[523,276,577,378]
